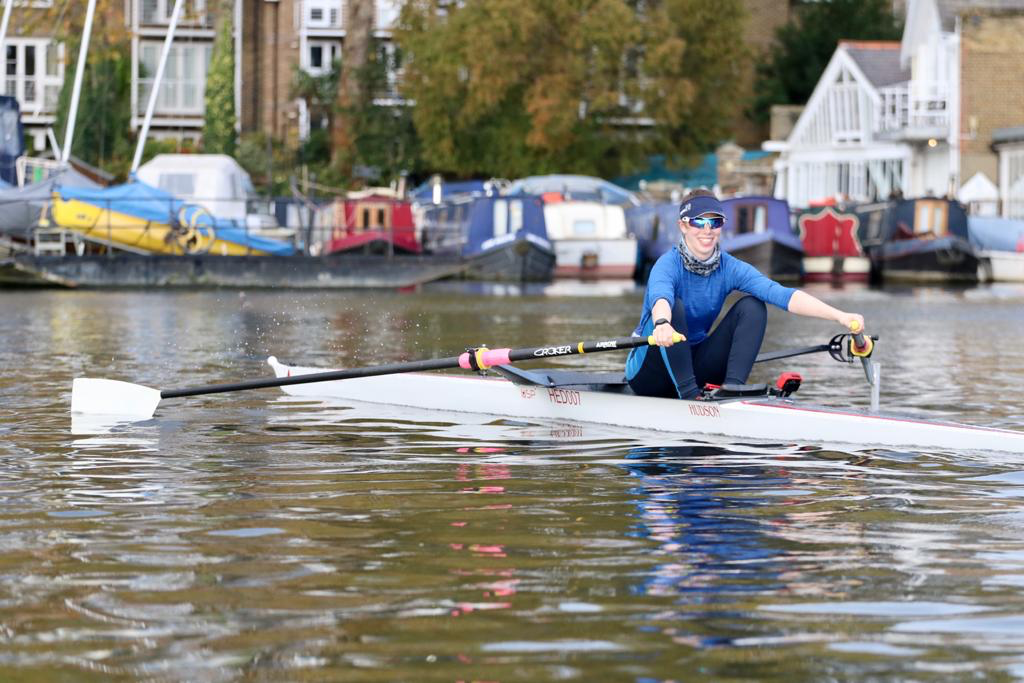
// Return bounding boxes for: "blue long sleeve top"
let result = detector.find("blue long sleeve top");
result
[626,247,796,379]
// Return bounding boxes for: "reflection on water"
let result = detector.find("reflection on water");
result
[2,286,1024,679]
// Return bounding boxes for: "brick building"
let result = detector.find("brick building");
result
[959,9,1024,185]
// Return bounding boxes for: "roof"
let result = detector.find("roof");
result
[992,126,1024,146]
[937,0,1024,30]
[139,154,248,174]
[840,41,909,88]
[505,175,639,206]
[614,154,717,191]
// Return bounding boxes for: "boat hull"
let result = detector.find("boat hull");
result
[552,238,637,279]
[462,237,556,283]
[978,250,1024,283]
[267,358,1024,453]
[7,252,467,288]
[869,236,979,283]
[802,256,871,283]
[52,197,282,256]
[726,236,804,283]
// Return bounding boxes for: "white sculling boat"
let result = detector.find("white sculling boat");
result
[70,329,1024,453]
[266,356,1024,454]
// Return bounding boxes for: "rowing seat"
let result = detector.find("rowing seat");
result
[491,365,634,394]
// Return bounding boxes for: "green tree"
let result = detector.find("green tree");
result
[395,0,746,179]
[31,0,133,176]
[344,47,423,184]
[54,47,134,176]
[292,60,341,170]
[752,0,902,123]
[332,0,374,174]
[203,4,237,155]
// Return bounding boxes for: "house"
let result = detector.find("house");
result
[767,0,1024,211]
[0,4,66,153]
[0,0,406,149]
[134,0,404,144]
[993,126,1024,218]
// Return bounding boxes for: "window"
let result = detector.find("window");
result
[735,205,766,234]
[376,41,402,98]
[573,220,597,236]
[2,40,63,113]
[305,40,340,75]
[138,42,213,115]
[0,109,19,156]
[140,0,209,26]
[158,173,196,196]
[306,0,342,28]
[914,200,948,235]
[493,200,508,236]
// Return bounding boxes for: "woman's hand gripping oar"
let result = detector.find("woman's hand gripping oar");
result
[71,333,685,419]
[848,320,876,386]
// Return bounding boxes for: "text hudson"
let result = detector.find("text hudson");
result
[548,388,581,406]
[688,404,721,418]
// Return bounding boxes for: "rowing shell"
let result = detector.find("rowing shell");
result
[266,357,1024,453]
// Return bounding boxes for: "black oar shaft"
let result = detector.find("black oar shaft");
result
[161,356,463,399]
[160,336,652,400]
[753,343,830,364]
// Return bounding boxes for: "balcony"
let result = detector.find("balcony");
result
[875,81,950,141]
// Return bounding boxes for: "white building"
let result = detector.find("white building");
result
[769,0,1024,211]
[766,35,954,208]
[994,127,1024,219]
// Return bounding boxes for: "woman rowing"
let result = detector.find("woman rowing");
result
[626,189,866,400]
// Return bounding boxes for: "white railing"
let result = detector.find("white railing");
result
[876,82,950,134]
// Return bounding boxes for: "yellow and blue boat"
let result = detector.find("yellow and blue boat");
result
[52,181,294,256]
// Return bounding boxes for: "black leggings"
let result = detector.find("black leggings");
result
[628,296,767,400]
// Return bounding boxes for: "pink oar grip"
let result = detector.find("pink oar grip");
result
[479,348,511,367]
[458,348,512,369]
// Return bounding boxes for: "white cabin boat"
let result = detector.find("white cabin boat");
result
[136,154,288,238]
[541,200,637,278]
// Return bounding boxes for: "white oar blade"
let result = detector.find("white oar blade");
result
[71,378,162,418]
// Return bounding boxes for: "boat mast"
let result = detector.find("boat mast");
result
[130,0,184,174]
[0,0,13,96]
[60,0,98,164]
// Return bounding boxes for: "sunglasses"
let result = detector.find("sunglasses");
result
[687,215,725,230]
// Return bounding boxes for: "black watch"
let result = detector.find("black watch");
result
[653,318,670,328]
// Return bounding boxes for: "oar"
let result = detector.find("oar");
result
[71,333,685,419]
[753,325,876,368]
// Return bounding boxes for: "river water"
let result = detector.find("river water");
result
[2,282,1024,681]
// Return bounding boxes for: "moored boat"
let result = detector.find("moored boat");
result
[796,206,870,282]
[52,181,295,256]
[857,198,979,283]
[505,174,641,279]
[541,197,637,279]
[266,357,1024,453]
[968,215,1024,282]
[418,194,555,282]
[318,194,421,255]
[720,196,804,282]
